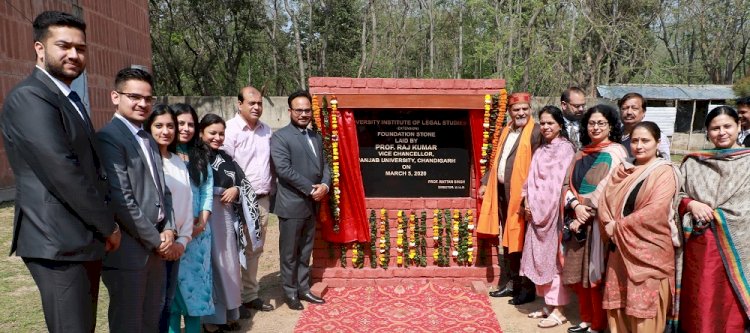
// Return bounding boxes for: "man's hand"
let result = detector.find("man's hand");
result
[158,230,175,254]
[162,242,185,261]
[478,185,487,198]
[311,184,328,201]
[105,224,121,252]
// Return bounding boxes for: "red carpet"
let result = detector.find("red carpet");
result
[294,283,502,332]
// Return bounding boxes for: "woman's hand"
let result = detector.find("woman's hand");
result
[523,206,532,221]
[221,187,239,204]
[569,220,583,233]
[574,204,594,223]
[687,200,715,223]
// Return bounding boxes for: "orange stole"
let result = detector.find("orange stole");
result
[477,118,535,253]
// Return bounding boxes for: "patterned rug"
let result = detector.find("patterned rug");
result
[294,283,502,332]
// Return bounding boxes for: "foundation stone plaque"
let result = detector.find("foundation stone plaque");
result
[356,109,470,197]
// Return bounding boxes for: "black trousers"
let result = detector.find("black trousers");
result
[102,254,166,333]
[23,257,102,333]
[159,259,180,333]
[279,216,316,299]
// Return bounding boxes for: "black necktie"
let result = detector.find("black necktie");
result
[137,129,165,222]
[68,91,94,132]
[302,129,317,156]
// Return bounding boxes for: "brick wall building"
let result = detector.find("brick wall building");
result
[0,0,151,199]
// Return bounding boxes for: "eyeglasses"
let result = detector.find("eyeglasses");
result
[565,101,586,109]
[117,91,154,104]
[291,108,312,115]
[587,121,609,128]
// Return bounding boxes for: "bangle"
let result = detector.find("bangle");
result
[571,202,579,210]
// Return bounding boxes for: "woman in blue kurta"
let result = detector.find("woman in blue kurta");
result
[169,103,215,333]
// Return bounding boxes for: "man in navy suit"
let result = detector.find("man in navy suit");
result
[0,11,120,333]
[271,90,330,310]
[97,67,175,333]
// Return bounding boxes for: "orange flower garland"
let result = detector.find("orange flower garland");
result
[379,209,390,268]
[312,95,323,132]
[432,209,440,262]
[480,94,492,176]
[467,210,475,264]
[408,212,416,262]
[396,210,404,265]
[451,209,460,258]
[488,89,508,166]
[329,97,341,229]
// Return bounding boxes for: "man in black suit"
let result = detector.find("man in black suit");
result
[737,97,750,147]
[97,68,175,333]
[0,11,120,333]
[271,90,330,310]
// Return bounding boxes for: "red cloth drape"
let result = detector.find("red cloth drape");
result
[468,109,485,214]
[318,109,370,243]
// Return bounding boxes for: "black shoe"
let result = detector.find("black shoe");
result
[286,296,304,310]
[299,292,325,304]
[489,285,513,298]
[507,293,535,305]
[567,324,589,333]
[243,298,274,312]
[238,306,252,319]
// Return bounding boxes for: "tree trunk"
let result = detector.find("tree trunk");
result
[284,0,306,89]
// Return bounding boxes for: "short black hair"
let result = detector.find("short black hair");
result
[561,87,585,103]
[114,67,153,91]
[33,11,86,42]
[579,104,623,146]
[618,92,647,112]
[287,90,312,108]
[736,96,750,108]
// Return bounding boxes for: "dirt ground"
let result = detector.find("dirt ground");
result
[243,215,580,333]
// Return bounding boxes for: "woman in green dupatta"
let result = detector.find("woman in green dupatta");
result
[562,105,628,333]
[675,106,750,332]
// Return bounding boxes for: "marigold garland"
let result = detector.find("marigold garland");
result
[408,212,417,264]
[369,210,378,268]
[351,242,364,268]
[467,210,475,264]
[432,209,441,264]
[329,97,341,229]
[340,244,347,268]
[379,209,391,269]
[451,209,460,259]
[441,209,451,267]
[396,210,404,266]
[312,95,322,132]
[456,210,470,265]
[419,211,427,267]
[480,94,492,176]
[488,89,508,167]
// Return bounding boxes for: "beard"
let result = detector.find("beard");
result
[44,55,84,83]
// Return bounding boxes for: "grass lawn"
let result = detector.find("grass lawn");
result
[0,201,111,332]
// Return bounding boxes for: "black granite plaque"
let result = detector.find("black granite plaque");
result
[356,109,470,197]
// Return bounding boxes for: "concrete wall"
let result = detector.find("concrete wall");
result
[154,96,291,130]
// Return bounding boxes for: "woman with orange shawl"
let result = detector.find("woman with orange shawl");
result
[676,106,750,332]
[598,121,680,332]
[562,105,627,333]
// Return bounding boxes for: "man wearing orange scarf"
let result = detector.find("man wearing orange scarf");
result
[479,92,541,305]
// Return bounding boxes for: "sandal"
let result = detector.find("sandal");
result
[537,312,567,328]
[527,307,550,319]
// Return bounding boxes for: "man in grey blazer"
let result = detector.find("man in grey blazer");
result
[97,68,175,333]
[271,90,331,310]
[0,11,120,333]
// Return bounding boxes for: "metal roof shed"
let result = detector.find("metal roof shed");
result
[597,84,737,150]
